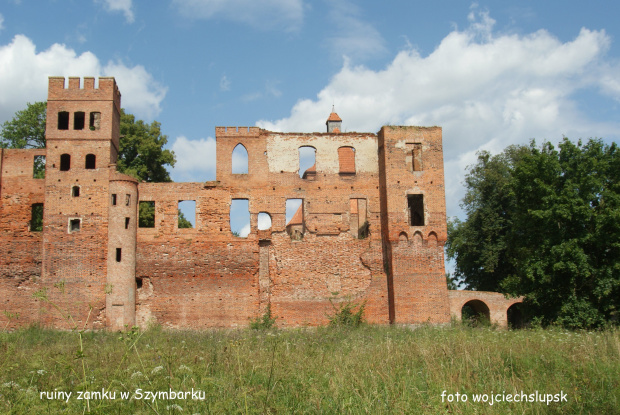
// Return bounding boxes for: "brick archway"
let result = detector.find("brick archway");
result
[448,290,523,328]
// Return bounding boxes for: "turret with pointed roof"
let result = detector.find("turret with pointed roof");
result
[326,106,342,133]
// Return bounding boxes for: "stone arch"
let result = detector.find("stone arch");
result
[507,302,526,329]
[232,143,249,174]
[461,299,490,326]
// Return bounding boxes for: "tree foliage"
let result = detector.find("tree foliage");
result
[0,102,175,182]
[447,138,620,328]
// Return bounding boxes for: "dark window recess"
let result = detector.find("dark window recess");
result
[408,194,425,226]
[59,154,71,171]
[139,201,155,228]
[135,277,143,289]
[111,194,117,206]
[72,186,80,197]
[70,219,81,232]
[85,154,96,169]
[89,112,101,130]
[30,204,43,232]
[125,217,130,229]
[116,248,122,262]
[74,112,85,130]
[125,194,131,206]
[58,112,69,130]
[33,155,46,179]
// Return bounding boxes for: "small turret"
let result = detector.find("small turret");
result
[326,106,342,133]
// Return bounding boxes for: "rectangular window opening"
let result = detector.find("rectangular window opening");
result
[33,155,46,179]
[89,112,101,130]
[74,112,85,130]
[116,248,122,262]
[72,186,80,197]
[57,112,69,130]
[30,203,43,232]
[139,201,155,228]
[285,199,304,240]
[350,198,368,238]
[111,194,117,206]
[69,218,81,233]
[230,199,250,237]
[125,217,130,229]
[407,143,423,172]
[408,194,425,226]
[178,200,196,229]
[125,194,131,206]
[135,277,143,289]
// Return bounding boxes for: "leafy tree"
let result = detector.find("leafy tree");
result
[0,102,47,149]
[0,102,176,182]
[447,138,620,328]
[178,210,193,228]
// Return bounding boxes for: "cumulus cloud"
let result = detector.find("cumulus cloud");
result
[258,11,620,217]
[97,0,135,23]
[170,136,217,181]
[0,35,166,123]
[172,0,304,32]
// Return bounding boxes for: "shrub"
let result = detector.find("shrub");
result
[328,300,366,327]
[250,303,277,330]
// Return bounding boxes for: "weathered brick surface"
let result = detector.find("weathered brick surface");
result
[0,77,519,330]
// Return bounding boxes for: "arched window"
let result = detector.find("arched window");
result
[85,154,96,169]
[298,146,316,179]
[60,154,71,171]
[258,212,272,230]
[338,146,356,175]
[232,144,249,174]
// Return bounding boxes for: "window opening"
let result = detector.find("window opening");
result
[125,217,130,229]
[69,218,81,233]
[135,277,143,289]
[30,204,43,232]
[85,154,96,169]
[116,248,122,262]
[58,112,69,130]
[89,112,101,130]
[125,194,131,206]
[74,112,85,130]
[178,200,196,229]
[139,201,155,228]
[230,199,250,237]
[286,199,303,240]
[72,186,80,197]
[350,198,368,238]
[407,194,424,226]
[111,194,117,206]
[257,212,272,230]
[407,143,423,172]
[231,144,249,174]
[59,154,71,171]
[338,147,356,175]
[33,155,46,179]
[298,146,316,179]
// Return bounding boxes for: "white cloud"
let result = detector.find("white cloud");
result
[172,0,304,32]
[170,136,217,181]
[0,35,166,123]
[258,11,620,218]
[97,0,135,23]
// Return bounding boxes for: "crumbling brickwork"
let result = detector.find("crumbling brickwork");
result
[0,77,520,330]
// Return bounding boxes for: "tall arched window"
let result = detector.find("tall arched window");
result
[232,144,249,174]
[338,146,356,175]
[298,146,316,179]
[85,154,96,169]
[60,154,71,171]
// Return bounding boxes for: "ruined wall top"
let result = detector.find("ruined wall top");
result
[47,77,121,108]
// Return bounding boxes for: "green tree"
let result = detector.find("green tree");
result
[178,210,193,228]
[0,102,47,149]
[447,138,620,328]
[0,102,176,182]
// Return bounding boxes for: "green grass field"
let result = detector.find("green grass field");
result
[1,324,618,414]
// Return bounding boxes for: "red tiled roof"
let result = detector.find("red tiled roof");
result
[326,112,342,122]
[287,205,303,226]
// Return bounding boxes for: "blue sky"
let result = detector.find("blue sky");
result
[2,0,620,236]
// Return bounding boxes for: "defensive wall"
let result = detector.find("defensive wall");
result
[0,77,521,330]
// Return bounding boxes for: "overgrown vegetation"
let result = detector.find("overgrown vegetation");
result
[328,300,366,327]
[0,324,618,414]
[249,303,277,330]
[358,220,370,239]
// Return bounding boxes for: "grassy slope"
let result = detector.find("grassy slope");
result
[0,324,618,414]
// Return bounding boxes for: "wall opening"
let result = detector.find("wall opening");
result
[59,154,71,171]
[257,212,272,230]
[72,186,80,197]
[139,201,155,228]
[407,143,423,172]
[298,146,316,179]
[33,155,46,179]
[232,144,249,174]
[178,200,196,229]
[286,199,303,240]
[135,277,143,289]
[407,194,424,226]
[125,217,130,229]
[461,300,490,327]
[125,194,131,206]
[69,218,81,233]
[74,111,85,130]
[89,112,101,130]
[111,194,117,206]
[507,303,526,329]
[85,154,96,169]
[338,146,356,175]
[58,112,69,130]
[350,198,368,238]
[230,199,250,237]
[30,203,43,232]
[116,248,122,262]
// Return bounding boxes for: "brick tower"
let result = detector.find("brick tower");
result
[42,77,137,329]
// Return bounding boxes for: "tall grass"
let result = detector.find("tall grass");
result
[0,324,618,414]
